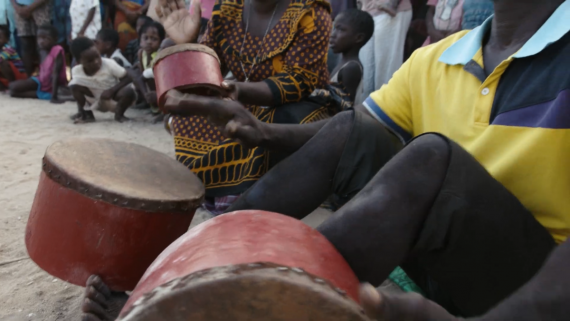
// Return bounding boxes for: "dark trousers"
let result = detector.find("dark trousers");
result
[334,112,556,316]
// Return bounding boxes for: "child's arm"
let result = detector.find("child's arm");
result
[100,75,133,100]
[137,49,143,71]
[50,52,65,104]
[77,6,97,37]
[338,62,363,102]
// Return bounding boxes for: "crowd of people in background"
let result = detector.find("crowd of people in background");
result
[0,0,494,115]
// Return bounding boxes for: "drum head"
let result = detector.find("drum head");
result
[43,138,204,213]
[119,263,369,321]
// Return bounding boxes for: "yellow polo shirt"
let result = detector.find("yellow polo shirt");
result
[363,2,570,243]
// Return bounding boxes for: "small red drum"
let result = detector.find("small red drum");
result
[118,210,368,320]
[153,44,224,110]
[25,138,205,291]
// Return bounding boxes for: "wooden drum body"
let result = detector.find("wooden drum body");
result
[118,210,368,321]
[153,44,224,110]
[25,138,205,291]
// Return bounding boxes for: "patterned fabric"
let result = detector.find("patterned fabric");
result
[70,0,102,39]
[0,44,25,73]
[13,1,52,37]
[388,267,425,294]
[172,0,332,197]
[461,0,493,30]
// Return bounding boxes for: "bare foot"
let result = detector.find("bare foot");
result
[81,275,129,321]
[114,115,130,123]
[152,113,164,124]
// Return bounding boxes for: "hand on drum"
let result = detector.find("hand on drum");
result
[221,81,240,101]
[359,283,459,321]
[156,0,202,44]
[164,89,267,148]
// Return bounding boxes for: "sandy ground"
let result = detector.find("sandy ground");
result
[0,94,336,320]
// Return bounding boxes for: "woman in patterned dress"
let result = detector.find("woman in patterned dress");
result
[157,0,332,213]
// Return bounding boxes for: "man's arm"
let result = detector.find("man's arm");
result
[78,7,97,37]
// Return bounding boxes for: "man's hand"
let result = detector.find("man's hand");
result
[359,283,460,321]
[156,0,202,44]
[164,89,266,148]
[221,81,240,101]
[100,89,115,100]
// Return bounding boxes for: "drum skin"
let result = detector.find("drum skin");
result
[118,210,366,320]
[25,138,205,291]
[153,44,224,110]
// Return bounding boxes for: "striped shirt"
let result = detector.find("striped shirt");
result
[0,45,25,73]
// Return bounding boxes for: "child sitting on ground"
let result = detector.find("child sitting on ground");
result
[95,28,132,67]
[130,20,165,112]
[9,25,70,103]
[69,37,137,123]
[0,25,27,90]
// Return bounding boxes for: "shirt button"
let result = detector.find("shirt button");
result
[481,88,490,95]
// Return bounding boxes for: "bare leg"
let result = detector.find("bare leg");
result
[0,60,16,82]
[81,275,128,321]
[9,78,38,98]
[227,111,355,219]
[70,85,96,123]
[114,86,136,122]
[19,36,37,76]
[316,134,450,286]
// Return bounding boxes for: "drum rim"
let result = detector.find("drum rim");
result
[153,44,221,67]
[42,138,204,214]
[118,262,368,320]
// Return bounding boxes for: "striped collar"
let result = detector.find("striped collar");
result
[439,0,570,65]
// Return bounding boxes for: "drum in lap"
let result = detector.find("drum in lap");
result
[117,210,367,321]
[25,138,205,291]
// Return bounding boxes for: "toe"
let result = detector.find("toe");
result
[82,298,112,320]
[86,275,111,298]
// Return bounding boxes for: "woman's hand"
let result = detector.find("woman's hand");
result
[156,0,202,44]
[221,81,240,101]
[164,89,267,148]
[359,283,460,321]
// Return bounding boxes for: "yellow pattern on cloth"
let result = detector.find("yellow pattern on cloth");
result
[172,0,332,196]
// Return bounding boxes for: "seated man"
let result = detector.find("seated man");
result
[82,0,570,319]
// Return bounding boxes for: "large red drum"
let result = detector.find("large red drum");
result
[118,210,368,321]
[25,138,204,291]
[153,44,224,110]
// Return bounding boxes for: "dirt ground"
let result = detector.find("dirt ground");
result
[0,94,336,320]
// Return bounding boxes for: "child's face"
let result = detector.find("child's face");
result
[80,46,103,76]
[329,15,358,54]
[141,27,161,54]
[0,32,8,48]
[37,29,55,50]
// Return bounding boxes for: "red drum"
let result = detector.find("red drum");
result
[153,44,224,110]
[118,210,367,321]
[25,138,204,291]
